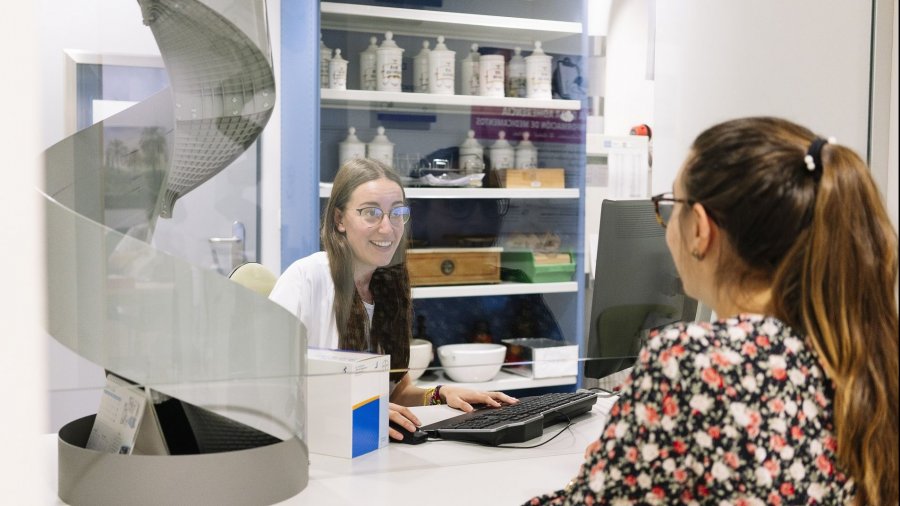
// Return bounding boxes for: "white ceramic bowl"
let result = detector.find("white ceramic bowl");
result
[408,339,433,381]
[437,343,506,383]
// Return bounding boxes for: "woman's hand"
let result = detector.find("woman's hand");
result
[388,403,421,441]
[438,385,518,412]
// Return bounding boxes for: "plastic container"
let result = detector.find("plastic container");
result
[366,126,394,167]
[506,47,527,98]
[338,127,366,167]
[328,49,348,90]
[408,338,433,382]
[359,36,379,91]
[376,31,403,92]
[478,54,505,97]
[500,251,575,283]
[526,41,553,100]
[460,43,480,95]
[428,36,455,95]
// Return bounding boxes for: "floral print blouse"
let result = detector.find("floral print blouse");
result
[526,315,855,505]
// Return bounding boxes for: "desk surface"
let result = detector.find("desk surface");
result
[43,395,617,505]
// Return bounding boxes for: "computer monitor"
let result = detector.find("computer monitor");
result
[584,199,705,381]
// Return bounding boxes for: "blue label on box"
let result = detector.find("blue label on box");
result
[351,396,380,457]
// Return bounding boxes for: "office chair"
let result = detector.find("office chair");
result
[228,262,278,297]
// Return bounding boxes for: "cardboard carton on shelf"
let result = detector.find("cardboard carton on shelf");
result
[502,337,578,379]
[495,168,565,188]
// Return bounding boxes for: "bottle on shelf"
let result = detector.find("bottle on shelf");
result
[319,33,332,89]
[479,53,505,98]
[359,36,379,91]
[376,31,404,92]
[526,41,553,100]
[413,40,430,93]
[470,320,493,344]
[506,47,527,98]
[515,132,538,169]
[366,126,394,167]
[489,130,514,170]
[338,127,366,168]
[460,43,480,96]
[428,36,455,95]
[458,130,485,187]
[328,49,348,91]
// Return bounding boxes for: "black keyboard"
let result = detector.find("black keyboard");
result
[420,391,599,446]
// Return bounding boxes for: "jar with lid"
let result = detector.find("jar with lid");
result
[376,31,403,92]
[319,33,331,88]
[458,130,485,185]
[526,41,553,100]
[366,126,394,167]
[489,130,514,170]
[359,36,379,91]
[413,40,430,93]
[460,43,480,96]
[479,54,505,97]
[428,36,455,95]
[515,131,538,168]
[506,47,527,98]
[338,127,366,167]
[328,49,348,90]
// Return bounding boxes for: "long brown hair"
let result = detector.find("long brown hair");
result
[321,158,411,382]
[682,117,898,505]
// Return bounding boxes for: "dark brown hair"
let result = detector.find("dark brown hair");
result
[681,117,898,505]
[321,158,411,382]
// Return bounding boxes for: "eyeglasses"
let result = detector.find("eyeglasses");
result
[355,205,411,227]
[651,192,693,228]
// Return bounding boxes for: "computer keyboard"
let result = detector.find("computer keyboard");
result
[420,391,599,446]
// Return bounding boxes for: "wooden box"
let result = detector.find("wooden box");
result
[406,247,503,286]
[496,168,565,189]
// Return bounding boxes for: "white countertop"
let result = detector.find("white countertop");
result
[43,395,618,505]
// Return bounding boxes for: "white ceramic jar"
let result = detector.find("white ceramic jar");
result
[428,36,455,95]
[319,34,331,89]
[366,126,394,167]
[376,31,404,92]
[460,43,480,96]
[515,131,538,168]
[526,41,553,100]
[413,40,430,93]
[478,54,505,97]
[328,49,348,90]
[489,131,514,170]
[338,127,366,167]
[458,129,484,173]
[359,36,379,91]
[506,47,527,98]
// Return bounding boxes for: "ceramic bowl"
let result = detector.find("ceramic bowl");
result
[436,343,506,383]
[408,339,433,381]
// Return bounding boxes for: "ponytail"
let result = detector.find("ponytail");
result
[773,144,898,506]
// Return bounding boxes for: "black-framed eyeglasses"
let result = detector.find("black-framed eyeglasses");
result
[651,192,693,228]
[355,205,411,227]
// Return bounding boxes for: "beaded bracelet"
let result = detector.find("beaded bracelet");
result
[429,385,443,405]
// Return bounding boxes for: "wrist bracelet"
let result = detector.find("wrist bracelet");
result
[423,387,435,406]
[429,385,443,405]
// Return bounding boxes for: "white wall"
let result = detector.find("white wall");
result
[888,1,899,233]
[603,0,655,136]
[652,1,873,194]
[1,3,46,503]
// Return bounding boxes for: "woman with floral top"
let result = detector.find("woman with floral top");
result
[527,117,898,505]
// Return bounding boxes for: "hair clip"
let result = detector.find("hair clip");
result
[804,137,837,174]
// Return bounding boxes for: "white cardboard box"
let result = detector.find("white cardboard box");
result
[307,349,390,458]
[502,338,579,379]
